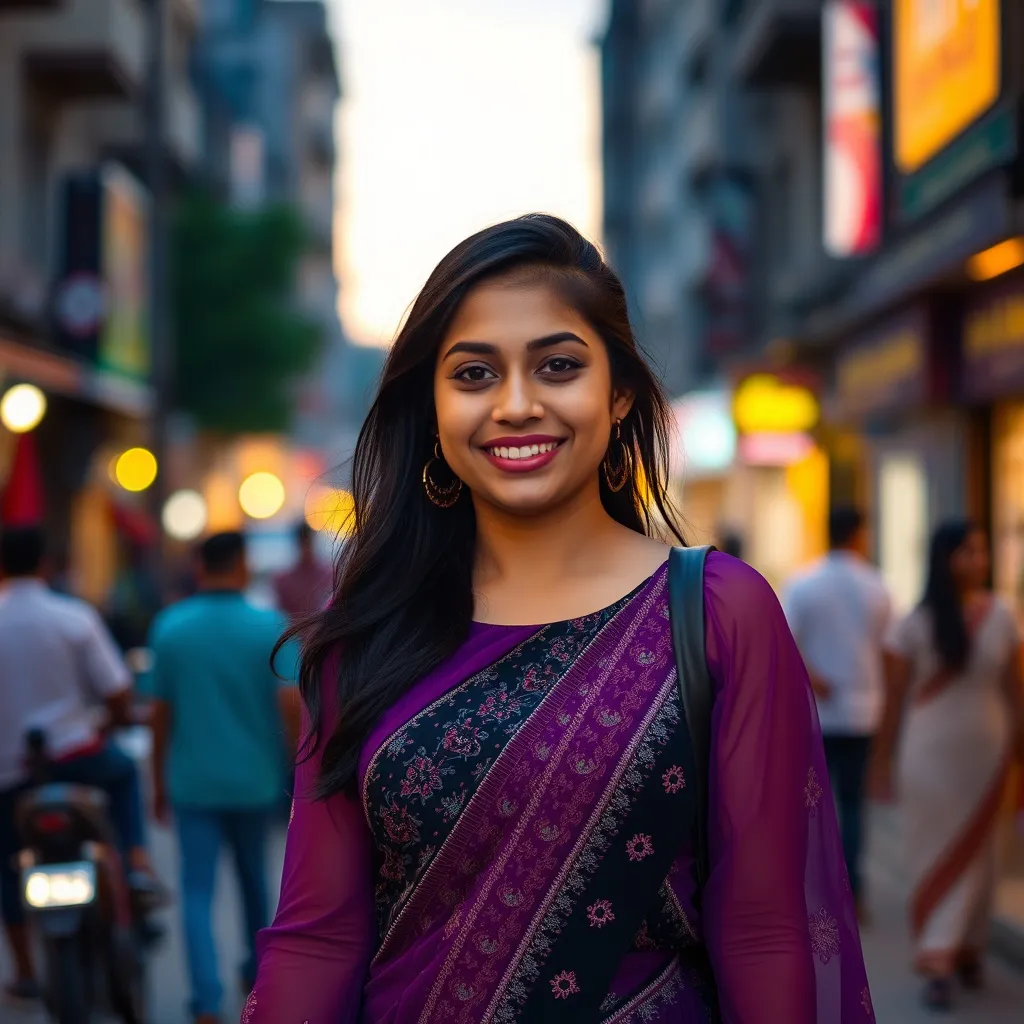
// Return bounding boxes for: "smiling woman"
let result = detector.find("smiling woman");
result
[248,215,872,1023]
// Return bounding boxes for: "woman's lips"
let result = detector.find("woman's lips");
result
[480,437,566,474]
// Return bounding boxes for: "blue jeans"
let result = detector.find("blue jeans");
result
[52,743,147,859]
[175,807,271,1018]
[822,734,872,902]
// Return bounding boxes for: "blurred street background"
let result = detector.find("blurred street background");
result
[1,0,1024,1021]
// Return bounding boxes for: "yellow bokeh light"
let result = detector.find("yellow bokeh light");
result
[0,384,47,433]
[115,448,158,492]
[304,486,355,536]
[239,471,286,520]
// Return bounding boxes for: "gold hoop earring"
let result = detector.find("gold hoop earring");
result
[602,421,631,493]
[423,441,463,508]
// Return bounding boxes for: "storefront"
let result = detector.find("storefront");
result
[960,266,1024,910]
[832,304,969,615]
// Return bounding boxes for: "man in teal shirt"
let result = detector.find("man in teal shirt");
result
[144,531,300,1024]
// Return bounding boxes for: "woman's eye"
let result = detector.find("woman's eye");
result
[541,357,582,375]
[453,364,496,383]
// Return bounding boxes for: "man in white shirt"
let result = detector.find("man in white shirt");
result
[784,507,892,915]
[0,527,161,1001]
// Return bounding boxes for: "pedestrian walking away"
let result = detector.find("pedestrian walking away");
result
[142,531,301,1024]
[0,526,166,1004]
[783,506,893,919]
[870,520,1024,1012]
[271,521,333,625]
[245,215,872,1022]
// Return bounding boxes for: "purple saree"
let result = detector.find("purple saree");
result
[244,553,872,1022]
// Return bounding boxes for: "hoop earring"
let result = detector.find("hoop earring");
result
[423,441,463,508]
[602,421,631,493]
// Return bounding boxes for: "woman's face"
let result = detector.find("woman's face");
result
[433,277,632,517]
[950,529,990,589]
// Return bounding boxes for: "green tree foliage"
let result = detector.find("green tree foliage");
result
[172,191,322,434]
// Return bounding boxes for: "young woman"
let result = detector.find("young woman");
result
[245,216,870,1022]
[873,521,1024,1011]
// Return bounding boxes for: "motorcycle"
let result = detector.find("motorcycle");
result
[15,728,156,1024]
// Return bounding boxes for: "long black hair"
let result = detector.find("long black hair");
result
[284,214,685,798]
[921,519,977,672]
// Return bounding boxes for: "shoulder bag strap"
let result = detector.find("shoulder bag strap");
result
[668,545,716,891]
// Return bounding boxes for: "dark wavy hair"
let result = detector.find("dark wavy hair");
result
[921,519,978,672]
[283,214,685,798]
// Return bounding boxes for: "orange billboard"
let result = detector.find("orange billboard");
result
[893,0,1001,174]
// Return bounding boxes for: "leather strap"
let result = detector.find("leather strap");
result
[668,545,716,890]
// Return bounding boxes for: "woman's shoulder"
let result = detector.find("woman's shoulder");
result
[702,550,780,622]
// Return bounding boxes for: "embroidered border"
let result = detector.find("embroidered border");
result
[488,674,680,1022]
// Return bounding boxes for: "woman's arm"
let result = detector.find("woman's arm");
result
[1001,643,1024,763]
[869,651,912,799]
[245,684,376,1021]
[702,553,869,1023]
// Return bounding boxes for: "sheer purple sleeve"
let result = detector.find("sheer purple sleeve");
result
[702,553,872,1023]
[245,663,375,1022]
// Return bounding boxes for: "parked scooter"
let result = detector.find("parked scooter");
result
[16,728,156,1024]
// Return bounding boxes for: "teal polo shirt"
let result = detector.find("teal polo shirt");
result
[142,591,300,809]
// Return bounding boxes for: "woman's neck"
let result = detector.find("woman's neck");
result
[472,485,626,589]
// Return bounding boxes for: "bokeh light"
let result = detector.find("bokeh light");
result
[0,384,47,433]
[162,490,208,541]
[115,447,158,492]
[239,471,286,520]
[304,486,355,536]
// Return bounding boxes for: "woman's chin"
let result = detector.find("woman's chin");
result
[471,482,573,518]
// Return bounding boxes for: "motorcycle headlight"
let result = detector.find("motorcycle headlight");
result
[23,862,96,909]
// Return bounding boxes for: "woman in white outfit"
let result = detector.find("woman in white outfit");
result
[872,520,1024,1011]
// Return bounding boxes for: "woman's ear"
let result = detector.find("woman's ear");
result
[612,389,635,423]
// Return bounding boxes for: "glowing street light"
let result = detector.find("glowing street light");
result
[162,490,207,541]
[0,384,47,433]
[115,448,158,492]
[239,471,285,520]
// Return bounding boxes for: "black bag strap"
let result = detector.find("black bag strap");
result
[668,545,716,890]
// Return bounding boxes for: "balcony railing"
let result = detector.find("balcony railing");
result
[16,0,146,101]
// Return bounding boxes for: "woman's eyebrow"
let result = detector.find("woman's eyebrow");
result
[443,332,588,359]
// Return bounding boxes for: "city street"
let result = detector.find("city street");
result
[2,809,1023,1023]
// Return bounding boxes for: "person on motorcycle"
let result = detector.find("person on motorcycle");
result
[0,526,167,1002]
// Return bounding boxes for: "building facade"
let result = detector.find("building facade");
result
[0,0,202,604]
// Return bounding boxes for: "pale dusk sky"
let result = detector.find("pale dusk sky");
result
[328,0,608,347]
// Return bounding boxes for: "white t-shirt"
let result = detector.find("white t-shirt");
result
[783,552,893,736]
[0,579,131,789]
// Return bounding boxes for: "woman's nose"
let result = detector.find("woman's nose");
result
[492,372,543,424]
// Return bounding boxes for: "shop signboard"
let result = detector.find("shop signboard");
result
[53,163,150,382]
[962,268,1024,402]
[835,307,929,420]
[893,0,1001,175]
[823,0,882,258]
[98,164,150,381]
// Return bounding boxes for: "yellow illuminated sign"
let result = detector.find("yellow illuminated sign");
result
[837,329,923,397]
[894,0,1000,173]
[965,293,1024,359]
[732,375,819,435]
